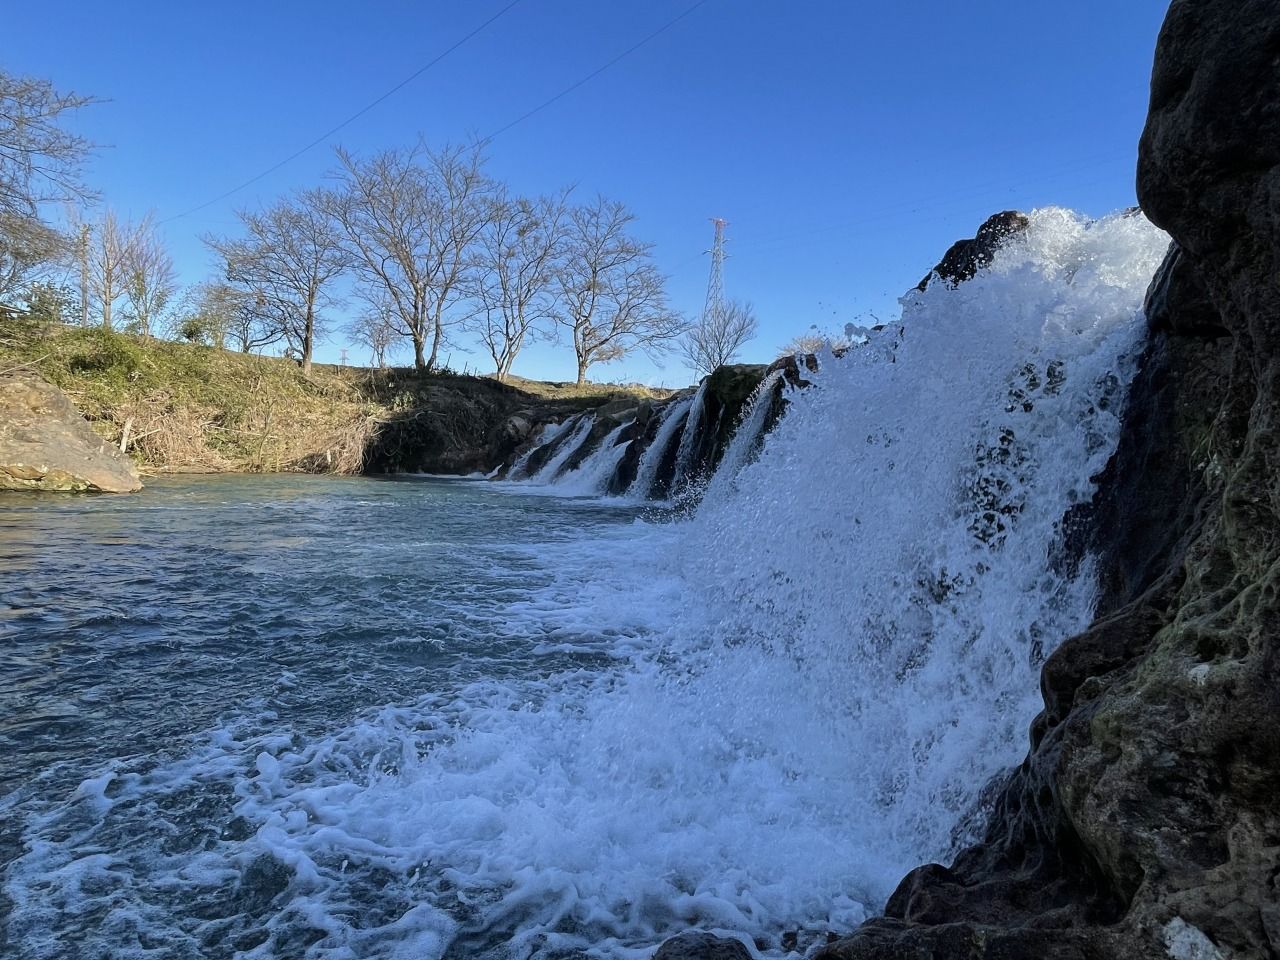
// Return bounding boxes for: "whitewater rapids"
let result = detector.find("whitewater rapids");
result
[2,208,1169,959]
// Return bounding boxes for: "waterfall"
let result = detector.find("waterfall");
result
[627,393,695,500]
[508,418,575,480]
[669,380,709,496]
[527,414,596,483]
[700,369,784,501]
[172,206,1170,958]
[685,207,1167,872]
[554,421,634,496]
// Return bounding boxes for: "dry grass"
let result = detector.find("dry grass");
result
[1,323,380,474]
[0,323,672,476]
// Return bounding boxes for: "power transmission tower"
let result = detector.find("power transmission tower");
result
[702,217,728,324]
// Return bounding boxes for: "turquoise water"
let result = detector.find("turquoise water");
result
[1,476,653,959]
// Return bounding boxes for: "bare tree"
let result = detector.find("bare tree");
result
[123,219,176,336]
[0,69,96,221]
[557,196,684,385]
[681,298,758,376]
[473,187,569,381]
[205,190,346,375]
[85,209,144,330]
[171,281,253,351]
[0,70,96,305]
[0,212,62,302]
[778,326,853,357]
[327,140,492,371]
[348,297,398,369]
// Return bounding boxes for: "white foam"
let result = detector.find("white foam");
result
[3,208,1169,960]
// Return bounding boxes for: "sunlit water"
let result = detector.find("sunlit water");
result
[1,209,1169,960]
[0,477,665,959]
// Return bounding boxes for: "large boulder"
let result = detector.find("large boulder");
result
[820,2,1280,958]
[0,372,141,493]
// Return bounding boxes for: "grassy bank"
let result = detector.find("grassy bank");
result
[0,322,669,476]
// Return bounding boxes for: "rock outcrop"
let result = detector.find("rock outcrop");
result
[813,2,1280,958]
[916,211,1030,291]
[0,372,142,493]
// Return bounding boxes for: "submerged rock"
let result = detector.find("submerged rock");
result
[821,2,1280,958]
[0,372,142,493]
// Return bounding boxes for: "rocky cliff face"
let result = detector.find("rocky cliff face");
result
[814,2,1280,958]
[0,372,142,493]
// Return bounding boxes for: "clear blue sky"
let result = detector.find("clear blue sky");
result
[7,1,1170,387]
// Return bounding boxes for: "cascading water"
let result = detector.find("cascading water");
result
[553,421,634,496]
[507,419,575,480]
[527,414,596,484]
[627,393,694,500]
[700,369,784,502]
[4,208,1171,960]
[669,380,710,496]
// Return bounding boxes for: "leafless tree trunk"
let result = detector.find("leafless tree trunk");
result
[557,196,685,385]
[204,189,346,376]
[681,298,758,376]
[86,209,141,330]
[473,187,569,381]
[124,215,176,337]
[327,140,492,373]
[76,221,90,325]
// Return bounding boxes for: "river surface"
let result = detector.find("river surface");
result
[1,476,668,959]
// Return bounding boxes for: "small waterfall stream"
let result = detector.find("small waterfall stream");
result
[628,394,695,499]
[527,414,596,484]
[554,421,634,496]
[508,418,576,480]
[669,380,710,496]
[700,369,784,501]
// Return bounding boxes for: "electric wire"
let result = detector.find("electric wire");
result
[159,0,525,224]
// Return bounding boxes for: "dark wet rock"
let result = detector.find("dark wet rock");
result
[1144,242,1228,338]
[652,931,752,960]
[234,854,292,913]
[499,412,535,445]
[609,398,662,494]
[670,364,772,493]
[0,372,142,493]
[766,351,820,387]
[822,3,1280,958]
[916,211,1030,291]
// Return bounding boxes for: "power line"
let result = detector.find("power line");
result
[159,0,525,225]
[482,0,712,143]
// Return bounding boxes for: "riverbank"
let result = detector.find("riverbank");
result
[0,322,669,478]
